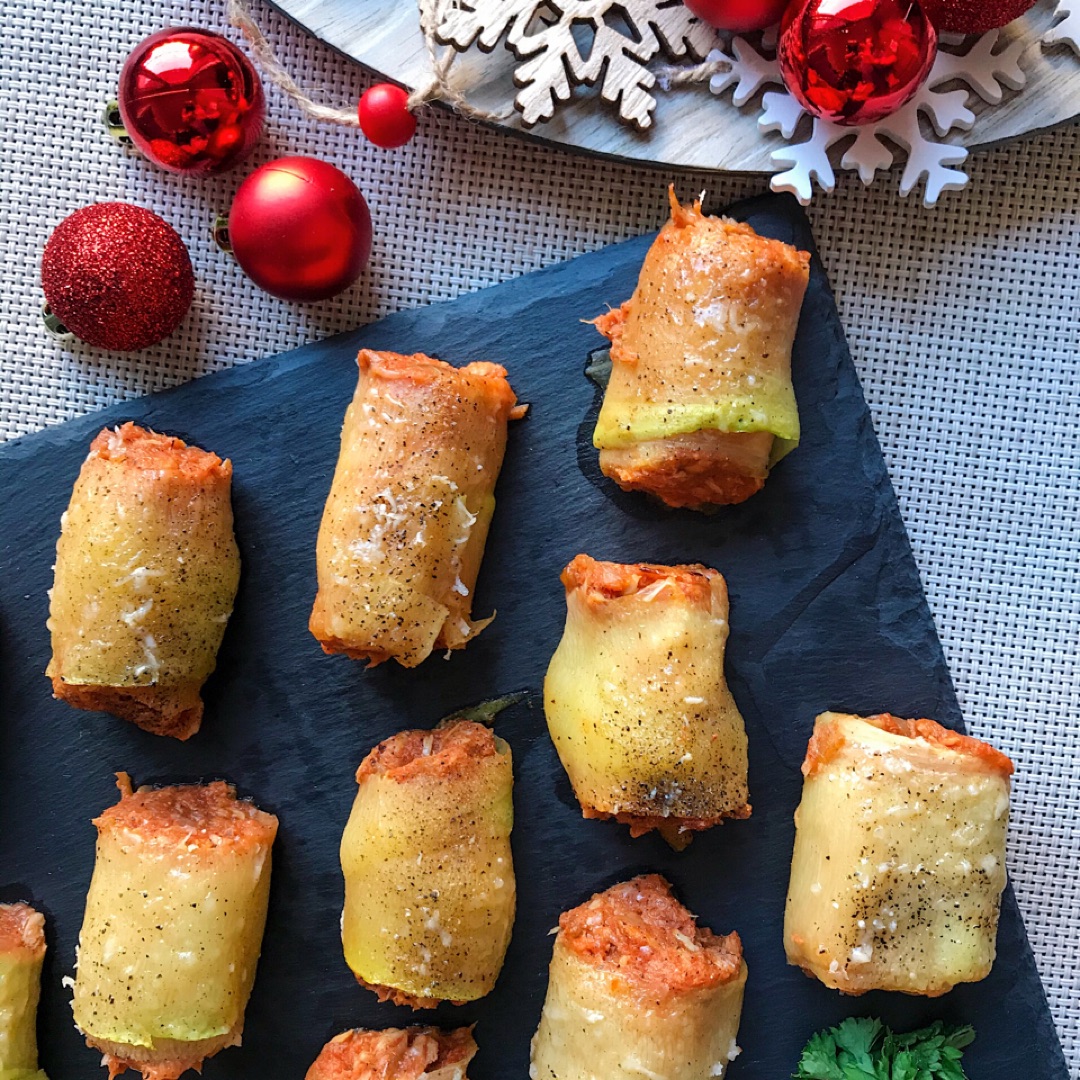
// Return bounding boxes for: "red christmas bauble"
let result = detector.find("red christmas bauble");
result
[228,157,372,302]
[118,27,264,175]
[920,0,1036,33]
[41,203,194,351]
[778,0,937,126]
[685,0,793,33]
[358,84,418,149]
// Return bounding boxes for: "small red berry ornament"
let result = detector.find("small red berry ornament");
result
[778,0,937,126]
[685,0,793,33]
[41,203,194,351]
[118,27,264,174]
[226,157,372,302]
[358,84,417,148]
[920,0,1037,33]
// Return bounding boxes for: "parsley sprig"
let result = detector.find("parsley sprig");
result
[794,1017,975,1080]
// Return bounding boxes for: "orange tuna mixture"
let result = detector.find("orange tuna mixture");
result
[96,773,279,850]
[560,875,742,995]
[306,1026,476,1080]
[804,713,1015,778]
[356,720,499,785]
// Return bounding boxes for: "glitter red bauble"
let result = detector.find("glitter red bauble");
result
[118,27,264,175]
[358,84,418,148]
[685,0,793,33]
[920,0,1036,33]
[778,0,937,126]
[41,203,194,351]
[227,157,372,302]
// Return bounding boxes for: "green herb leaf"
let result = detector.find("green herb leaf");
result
[583,347,612,391]
[795,1031,847,1080]
[944,1027,976,1051]
[437,691,528,728]
[794,1018,975,1080]
[834,1017,884,1070]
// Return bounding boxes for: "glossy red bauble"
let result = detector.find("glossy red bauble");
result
[358,83,418,149]
[685,0,793,33]
[920,0,1037,33]
[778,0,937,126]
[227,157,372,302]
[41,203,194,351]
[118,27,264,175]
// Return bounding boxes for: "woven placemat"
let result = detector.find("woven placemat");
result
[1,0,1077,1069]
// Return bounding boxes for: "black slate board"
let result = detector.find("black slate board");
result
[0,193,1067,1080]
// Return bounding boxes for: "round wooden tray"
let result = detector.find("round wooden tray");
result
[269,0,1078,173]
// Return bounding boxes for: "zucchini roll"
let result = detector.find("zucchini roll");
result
[72,775,278,1078]
[785,711,1013,997]
[310,350,523,668]
[0,904,47,1080]
[306,1027,476,1080]
[530,875,746,1080]
[340,720,515,1007]
[47,423,240,740]
[592,187,810,509]
[544,555,750,848]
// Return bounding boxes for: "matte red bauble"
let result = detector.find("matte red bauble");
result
[41,203,194,351]
[684,0,793,33]
[358,83,418,149]
[227,157,372,302]
[920,0,1036,33]
[118,27,264,174]
[778,0,937,126]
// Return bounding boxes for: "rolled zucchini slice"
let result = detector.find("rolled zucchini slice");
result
[72,774,278,1078]
[530,875,746,1080]
[46,422,240,739]
[340,720,515,1006]
[785,711,1013,996]
[0,903,47,1080]
[306,1026,476,1080]
[544,555,750,848]
[592,187,810,509]
[310,350,523,668]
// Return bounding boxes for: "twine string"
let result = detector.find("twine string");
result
[406,0,516,119]
[226,0,724,129]
[654,59,730,88]
[227,0,359,126]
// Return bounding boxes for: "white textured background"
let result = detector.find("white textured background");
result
[1,0,1077,1070]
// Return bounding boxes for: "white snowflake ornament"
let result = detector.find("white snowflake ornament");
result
[434,0,717,128]
[709,30,1027,206]
[707,37,777,105]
